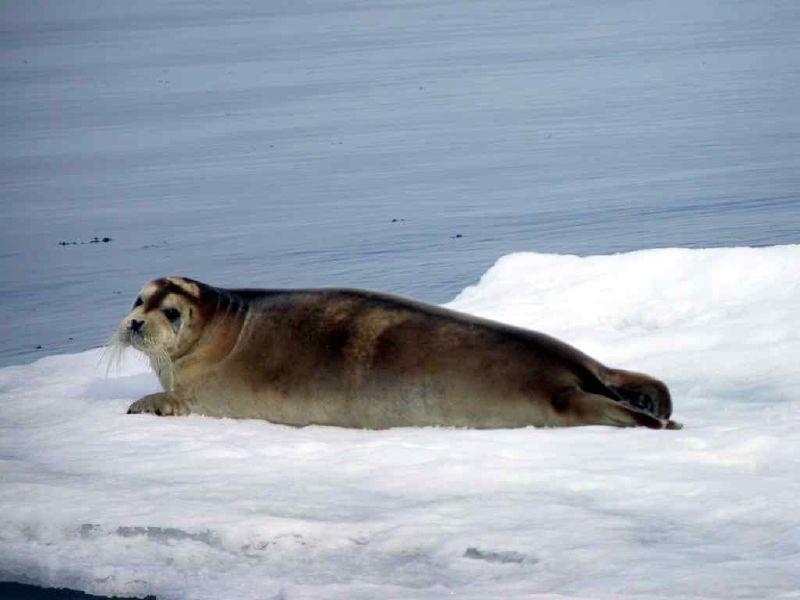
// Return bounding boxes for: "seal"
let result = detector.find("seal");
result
[115,277,681,430]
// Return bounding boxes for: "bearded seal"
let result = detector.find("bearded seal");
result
[115,277,681,430]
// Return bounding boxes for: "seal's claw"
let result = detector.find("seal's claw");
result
[126,393,188,417]
[128,396,158,415]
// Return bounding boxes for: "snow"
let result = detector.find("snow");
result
[2,246,799,599]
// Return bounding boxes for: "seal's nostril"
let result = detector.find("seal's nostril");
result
[130,319,143,333]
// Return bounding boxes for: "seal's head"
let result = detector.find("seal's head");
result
[117,277,208,362]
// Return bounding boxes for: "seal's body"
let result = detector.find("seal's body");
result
[118,277,680,430]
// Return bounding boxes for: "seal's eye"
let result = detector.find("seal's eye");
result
[133,296,143,309]
[162,308,180,322]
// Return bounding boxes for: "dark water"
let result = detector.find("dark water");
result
[1,0,799,369]
[0,581,152,600]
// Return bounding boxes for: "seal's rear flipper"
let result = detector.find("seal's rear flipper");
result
[602,368,673,419]
[553,389,677,429]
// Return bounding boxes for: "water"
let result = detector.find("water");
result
[1,0,799,367]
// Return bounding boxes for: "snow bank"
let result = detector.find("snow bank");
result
[1,246,799,599]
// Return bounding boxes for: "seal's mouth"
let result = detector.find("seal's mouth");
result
[127,332,157,357]
[115,326,151,355]
[104,325,176,391]
[115,327,135,347]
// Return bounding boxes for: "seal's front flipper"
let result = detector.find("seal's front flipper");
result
[552,389,679,429]
[127,392,189,417]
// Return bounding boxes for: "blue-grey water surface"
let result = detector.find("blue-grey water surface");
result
[1,0,799,367]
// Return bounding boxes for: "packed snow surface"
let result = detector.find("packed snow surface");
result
[1,246,799,599]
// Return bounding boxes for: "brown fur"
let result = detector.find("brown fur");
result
[121,278,681,430]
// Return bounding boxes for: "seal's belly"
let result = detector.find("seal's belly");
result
[185,354,557,429]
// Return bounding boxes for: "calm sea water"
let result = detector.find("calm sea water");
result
[2,0,799,368]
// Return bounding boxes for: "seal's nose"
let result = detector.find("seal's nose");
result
[130,319,143,333]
